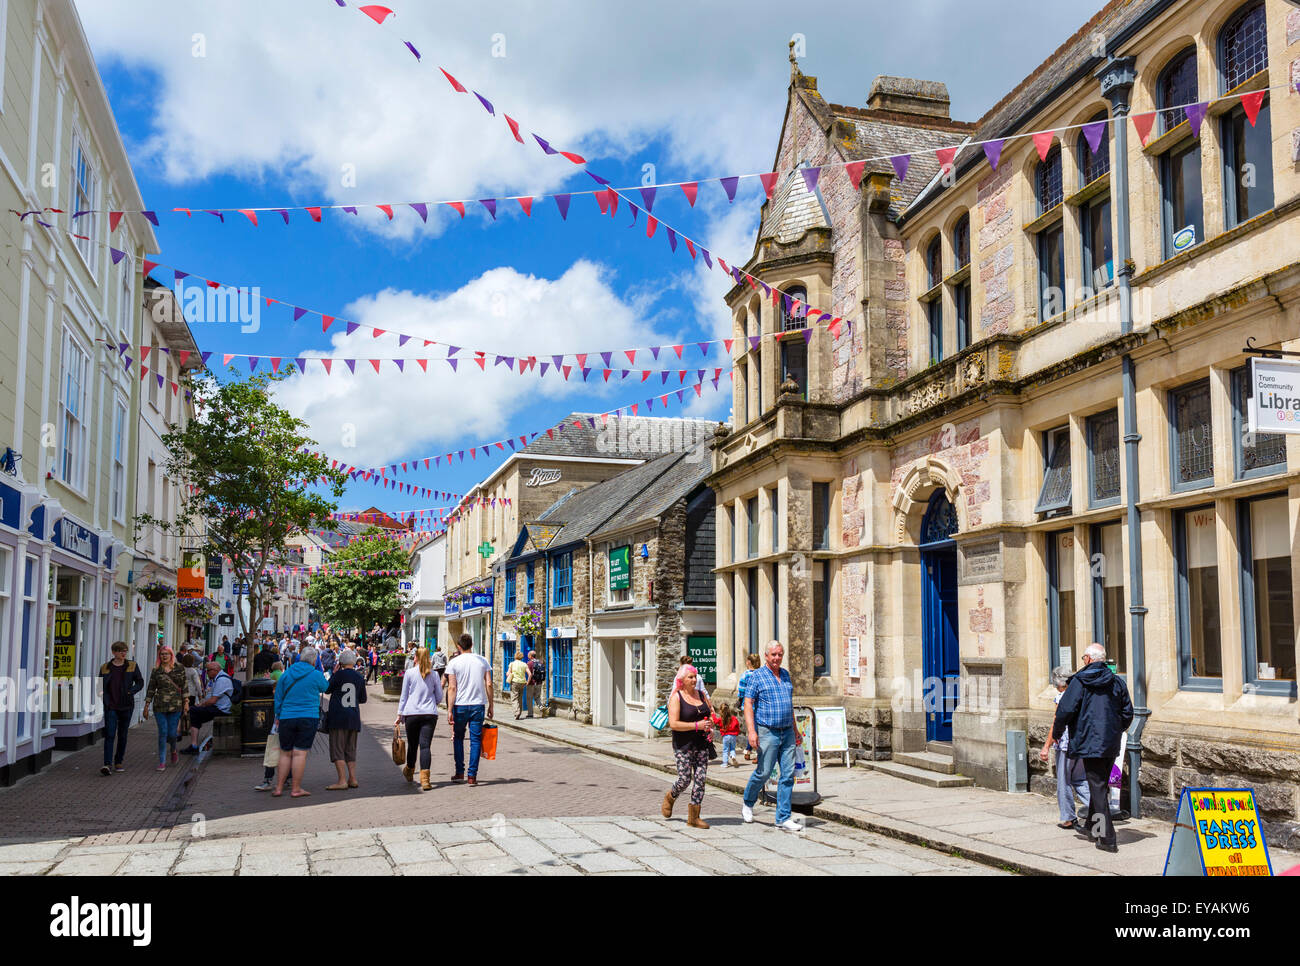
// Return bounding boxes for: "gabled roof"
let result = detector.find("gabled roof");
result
[591,443,712,539]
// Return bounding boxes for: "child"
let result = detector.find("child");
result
[736,653,761,761]
[712,703,741,767]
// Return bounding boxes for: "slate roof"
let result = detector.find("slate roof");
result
[519,412,716,460]
[591,442,712,539]
[761,168,830,243]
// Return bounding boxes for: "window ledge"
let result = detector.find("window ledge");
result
[1213,70,1269,117]
[1142,121,1191,157]
[1137,469,1299,512]
[1066,172,1110,207]
[1023,204,1064,235]
[944,264,971,286]
[919,281,942,303]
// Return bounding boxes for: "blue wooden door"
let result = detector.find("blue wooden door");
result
[922,548,960,741]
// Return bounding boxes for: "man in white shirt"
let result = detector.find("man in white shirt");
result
[444,633,494,785]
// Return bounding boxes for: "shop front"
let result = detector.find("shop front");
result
[591,611,654,736]
[444,587,493,658]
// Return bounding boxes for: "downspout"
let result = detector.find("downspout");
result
[1097,56,1150,818]
[543,549,550,709]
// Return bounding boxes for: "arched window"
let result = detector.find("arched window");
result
[1036,146,1062,214]
[1078,110,1110,185]
[923,237,943,361]
[952,214,970,269]
[780,285,807,332]
[925,236,942,288]
[1220,2,1267,92]
[779,285,808,399]
[1157,48,1197,136]
[1219,3,1272,227]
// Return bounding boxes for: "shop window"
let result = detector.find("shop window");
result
[1078,110,1110,185]
[1231,366,1286,479]
[1170,379,1213,490]
[18,555,38,741]
[1087,409,1121,507]
[1175,506,1222,687]
[1047,530,1076,670]
[1239,495,1297,691]
[549,639,573,700]
[1081,194,1113,292]
[1035,426,1072,515]
[551,552,573,607]
[747,568,758,656]
[1091,522,1127,674]
[813,561,829,678]
[1221,101,1272,229]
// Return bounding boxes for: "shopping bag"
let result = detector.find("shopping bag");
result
[262,737,281,769]
[391,723,407,766]
[649,705,669,731]
[481,722,498,761]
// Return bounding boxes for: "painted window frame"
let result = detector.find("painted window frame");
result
[1081,192,1114,293]
[1090,521,1128,676]
[1230,365,1287,481]
[1046,529,1076,672]
[111,395,128,524]
[1037,220,1065,321]
[1160,136,1204,260]
[1168,378,1215,492]
[504,567,516,614]
[1220,100,1273,230]
[526,564,535,604]
[70,134,99,276]
[550,551,573,608]
[1086,409,1121,509]
[746,496,758,558]
[1035,426,1072,515]
[1173,504,1224,691]
[628,639,646,706]
[58,327,91,494]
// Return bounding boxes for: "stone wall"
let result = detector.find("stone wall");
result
[975,161,1014,338]
[654,502,688,709]
[1028,718,1300,851]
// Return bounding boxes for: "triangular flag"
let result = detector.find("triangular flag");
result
[439,68,467,93]
[358,5,393,25]
[503,115,524,143]
[1032,130,1055,161]
[1132,111,1156,147]
[142,259,158,276]
[1082,120,1106,155]
[446,201,465,218]
[376,204,393,220]
[109,211,123,232]
[322,315,335,332]
[409,202,427,222]
[238,209,258,226]
[639,187,657,212]
[533,134,557,155]
[983,139,1004,170]
[680,182,698,206]
[936,146,958,174]
[559,151,586,165]
[554,194,571,220]
[1184,102,1208,137]
[759,172,780,198]
[474,92,495,116]
[845,162,866,190]
[480,199,497,220]
[801,167,821,193]
[720,176,739,202]
[1241,89,1265,127]
[517,196,534,216]
[306,206,321,222]
[890,154,910,182]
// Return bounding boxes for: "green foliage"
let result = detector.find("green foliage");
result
[306,528,411,633]
[135,367,347,638]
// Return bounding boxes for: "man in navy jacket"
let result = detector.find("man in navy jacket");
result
[1047,643,1133,852]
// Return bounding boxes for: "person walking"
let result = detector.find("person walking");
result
[526,649,546,718]
[366,645,380,684]
[142,645,188,770]
[432,644,448,689]
[736,653,761,761]
[98,641,145,776]
[1042,643,1133,853]
[271,646,329,798]
[445,633,493,785]
[712,702,741,768]
[1043,666,1090,829]
[740,641,803,832]
[396,646,444,790]
[662,664,713,829]
[324,649,368,791]
[506,650,531,719]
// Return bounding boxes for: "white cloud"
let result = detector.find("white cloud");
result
[272,259,700,466]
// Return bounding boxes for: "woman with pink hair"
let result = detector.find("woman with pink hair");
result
[142,646,188,770]
[662,664,713,829]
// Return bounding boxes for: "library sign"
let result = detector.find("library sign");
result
[1247,357,1300,435]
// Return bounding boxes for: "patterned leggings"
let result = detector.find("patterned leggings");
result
[670,748,709,805]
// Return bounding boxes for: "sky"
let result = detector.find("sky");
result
[80,0,1089,525]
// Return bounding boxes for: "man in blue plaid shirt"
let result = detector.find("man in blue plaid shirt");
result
[741,640,802,831]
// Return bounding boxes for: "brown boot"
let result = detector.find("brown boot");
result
[661,790,677,818]
[687,804,710,829]
[419,769,431,791]
[402,765,414,783]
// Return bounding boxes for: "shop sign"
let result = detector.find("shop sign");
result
[525,468,562,487]
[546,625,577,639]
[52,517,98,563]
[52,610,77,678]
[178,550,205,599]
[1247,357,1300,435]
[0,479,20,531]
[1164,787,1272,877]
[206,553,223,590]
[609,546,631,591]
[399,579,413,593]
[686,636,716,686]
[1171,225,1196,253]
[813,707,849,754]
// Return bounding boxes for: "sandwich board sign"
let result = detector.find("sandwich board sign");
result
[1163,787,1272,876]
[813,707,851,767]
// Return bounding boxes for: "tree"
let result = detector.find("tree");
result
[305,528,411,635]
[136,367,348,656]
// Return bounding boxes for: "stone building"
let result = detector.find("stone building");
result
[493,441,717,729]
[710,0,1300,844]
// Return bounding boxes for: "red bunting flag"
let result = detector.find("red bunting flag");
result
[369,360,381,373]
[759,172,779,199]
[322,315,334,332]
[109,211,123,232]
[321,359,333,374]
[504,115,525,143]
[559,151,586,165]
[142,259,158,276]
[446,201,465,218]
[439,68,467,92]
[845,161,867,190]
[416,359,428,372]
[646,216,657,238]
[238,209,258,226]
[377,204,393,220]
[681,182,699,206]
[625,349,637,364]
[936,146,958,175]
[358,5,394,25]
[1131,111,1156,146]
[372,329,385,338]
[1240,90,1265,127]
[1032,130,1055,162]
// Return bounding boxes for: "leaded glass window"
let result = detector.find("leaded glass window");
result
[1036,147,1062,213]
[1233,367,1286,477]
[1035,427,1071,515]
[1088,410,1121,506]
[1220,3,1267,92]
[1171,380,1213,488]
[1079,111,1110,184]
[1158,49,1197,136]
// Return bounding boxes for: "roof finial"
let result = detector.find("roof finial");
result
[788,39,799,79]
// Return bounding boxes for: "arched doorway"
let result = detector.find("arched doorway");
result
[920,490,960,742]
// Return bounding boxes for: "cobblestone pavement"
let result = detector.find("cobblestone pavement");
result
[1,813,1006,876]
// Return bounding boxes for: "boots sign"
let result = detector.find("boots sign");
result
[1248,358,1300,435]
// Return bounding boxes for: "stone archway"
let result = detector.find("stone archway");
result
[891,458,965,546]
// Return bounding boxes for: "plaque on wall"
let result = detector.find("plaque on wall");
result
[960,540,1002,583]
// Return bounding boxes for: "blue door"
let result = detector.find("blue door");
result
[920,492,960,742]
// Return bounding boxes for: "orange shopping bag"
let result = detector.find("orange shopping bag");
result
[480,722,498,761]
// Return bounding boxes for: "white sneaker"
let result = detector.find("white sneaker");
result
[776,818,804,832]
[741,803,754,823]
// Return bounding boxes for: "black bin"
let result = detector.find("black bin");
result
[241,678,277,755]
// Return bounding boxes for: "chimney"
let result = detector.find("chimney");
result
[867,76,951,119]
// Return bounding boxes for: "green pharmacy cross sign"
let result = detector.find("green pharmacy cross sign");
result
[478,541,495,559]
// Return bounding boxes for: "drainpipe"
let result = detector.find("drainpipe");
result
[543,550,550,709]
[1097,55,1150,818]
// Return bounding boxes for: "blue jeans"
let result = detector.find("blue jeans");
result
[743,724,796,823]
[722,734,737,763]
[1056,747,1090,823]
[103,709,132,766]
[154,710,181,764]
[452,704,486,778]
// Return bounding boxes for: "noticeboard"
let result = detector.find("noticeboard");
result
[813,707,849,753]
[1163,787,1272,877]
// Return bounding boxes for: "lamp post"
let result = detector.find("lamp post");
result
[1097,54,1150,819]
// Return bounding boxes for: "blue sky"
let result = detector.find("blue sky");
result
[82,0,1088,525]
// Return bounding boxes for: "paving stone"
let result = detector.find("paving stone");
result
[640,854,710,875]
[458,858,529,875]
[309,844,385,861]
[611,839,670,858]
[312,856,393,876]
[428,826,484,846]
[242,835,311,853]
[531,859,583,875]
[394,860,458,875]
[0,841,76,862]
[562,822,637,846]
[119,851,181,875]
[496,836,559,865]
[239,853,310,875]
[0,861,55,875]
[677,848,753,875]
[442,841,508,862]
[537,836,599,855]
[568,851,643,873]
[382,839,445,865]
[50,852,129,876]
[745,856,831,875]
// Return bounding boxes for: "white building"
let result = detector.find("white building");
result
[404,532,445,649]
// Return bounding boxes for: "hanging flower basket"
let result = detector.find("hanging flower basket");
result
[177,596,217,624]
[511,606,545,639]
[138,579,175,604]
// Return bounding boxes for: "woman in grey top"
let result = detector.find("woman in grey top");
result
[397,647,444,791]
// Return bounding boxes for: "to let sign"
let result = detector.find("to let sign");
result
[609,546,631,591]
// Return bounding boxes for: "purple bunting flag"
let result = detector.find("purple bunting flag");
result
[534,134,557,155]
[666,227,677,252]
[344,359,357,374]
[295,357,306,372]
[720,176,739,202]
[404,40,420,60]
[890,154,911,183]
[293,306,307,321]
[639,187,657,212]
[480,199,497,220]
[1082,121,1106,155]
[109,247,125,265]
[983,139,1005,170]
[1185,102,1208,136]
[410,202,428,222]
[474,92,494,115]
[345,322,360,335]
[554,193,571,220]
[801,167,822,193]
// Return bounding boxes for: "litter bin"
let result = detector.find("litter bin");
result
[758,705,822,814]
[241,677,276,755]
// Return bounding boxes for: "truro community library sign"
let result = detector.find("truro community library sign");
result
[1247,358,1300,435]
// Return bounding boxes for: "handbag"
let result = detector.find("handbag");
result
[317,694,330,735]
[391,723,407,766]
[649,705,669,731]
[481,722,498,761]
